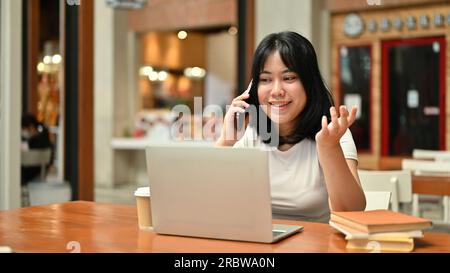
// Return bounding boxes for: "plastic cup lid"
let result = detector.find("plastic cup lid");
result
[134,187,150,197]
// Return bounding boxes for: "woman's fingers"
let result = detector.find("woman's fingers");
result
[223,105,246,140]
[330,107,338,123]
[232,93,250,102]
[231,100,250,109]
[226,106,245,121]
[233,106,246,114]
[320,115,329,136]
[318,105,358,143]
[347,106,358,127]
[339,105,349,119]
[338,106,349,128]
[328,107,339,132]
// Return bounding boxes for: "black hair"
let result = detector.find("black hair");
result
[246,31,334,146]
[21,113,40,129]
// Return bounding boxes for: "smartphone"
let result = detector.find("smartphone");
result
[235,80,253,131]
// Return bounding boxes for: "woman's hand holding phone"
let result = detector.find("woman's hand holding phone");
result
[216,81,252,146]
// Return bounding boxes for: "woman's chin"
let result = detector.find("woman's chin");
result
[268,114,288,123]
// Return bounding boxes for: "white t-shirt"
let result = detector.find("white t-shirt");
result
[233,126,358,223]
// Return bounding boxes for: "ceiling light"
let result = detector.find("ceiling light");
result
[178,31,188,40]
[158,71,168,81]
[139,66,153,76]
[148,71,159,81]
[52,54,62,64]
[43,56,52,64]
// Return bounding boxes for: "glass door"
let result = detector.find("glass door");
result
[382,37,446,156]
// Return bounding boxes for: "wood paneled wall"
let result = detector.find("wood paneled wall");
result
[331,3,450,169]
[141,32,206,69]
[128,0,237,32]
[326,0,448,14]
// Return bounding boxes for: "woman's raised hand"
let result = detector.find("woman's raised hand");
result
[315,105,357,149]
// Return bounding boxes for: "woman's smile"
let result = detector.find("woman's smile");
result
[269,101,292,111]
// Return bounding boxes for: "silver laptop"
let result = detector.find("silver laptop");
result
[145,145,303,243]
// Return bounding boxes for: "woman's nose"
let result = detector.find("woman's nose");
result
[270,80,285,97]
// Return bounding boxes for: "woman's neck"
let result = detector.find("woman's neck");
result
[276,124,292,151]
[278,143,294,151]
[278,123,294,139]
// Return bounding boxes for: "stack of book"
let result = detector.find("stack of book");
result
[330,210,433,252]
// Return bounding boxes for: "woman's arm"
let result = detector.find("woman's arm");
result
[316,106,366,212]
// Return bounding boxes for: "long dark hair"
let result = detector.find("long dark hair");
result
[246,31,334,146]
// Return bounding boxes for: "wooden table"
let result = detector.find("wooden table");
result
[0,201,449,253]
[412,175,450,223]
[413,175,450,196]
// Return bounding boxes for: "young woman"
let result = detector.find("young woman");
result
[216,31,366,222]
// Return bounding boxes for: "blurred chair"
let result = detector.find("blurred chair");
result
[21,148,52,206]
[403,159,450,176]
[21,148,71,206]
[402,159,450,223]
[21,148,52,180]
[358,169,412,212]
[413,149,450,162]
[364,191,391,211]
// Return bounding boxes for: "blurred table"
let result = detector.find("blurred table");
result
[0,201,449,253]
[412,175,450,196]
[110,138,215,186]
[412,175,450,223]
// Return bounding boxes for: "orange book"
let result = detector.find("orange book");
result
[329,220,424,240]
[330,210,432,234]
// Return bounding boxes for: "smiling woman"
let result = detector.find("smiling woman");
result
[216,31,366,222]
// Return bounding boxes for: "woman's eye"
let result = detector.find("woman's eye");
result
[284,76,297,81]
[260,78,271,83]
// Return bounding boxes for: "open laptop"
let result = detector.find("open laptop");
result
[145,145,303,243]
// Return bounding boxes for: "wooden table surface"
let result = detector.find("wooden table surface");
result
[413,175,450,196]
[0,201,449,253]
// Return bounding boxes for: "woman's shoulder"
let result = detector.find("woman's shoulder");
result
[339,129,358,161]
[340,128,354,143]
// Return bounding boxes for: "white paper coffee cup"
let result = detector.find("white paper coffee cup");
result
[134,187,152,231]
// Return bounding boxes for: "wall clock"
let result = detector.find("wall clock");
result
[343,13,365,37]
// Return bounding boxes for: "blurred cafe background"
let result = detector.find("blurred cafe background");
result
[1,0,450,229]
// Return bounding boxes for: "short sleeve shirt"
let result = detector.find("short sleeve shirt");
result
[233,126,358,223]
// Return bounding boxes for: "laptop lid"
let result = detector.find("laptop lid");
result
[146,146,275,243]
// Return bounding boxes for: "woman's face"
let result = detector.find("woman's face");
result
[257,51,307,135]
